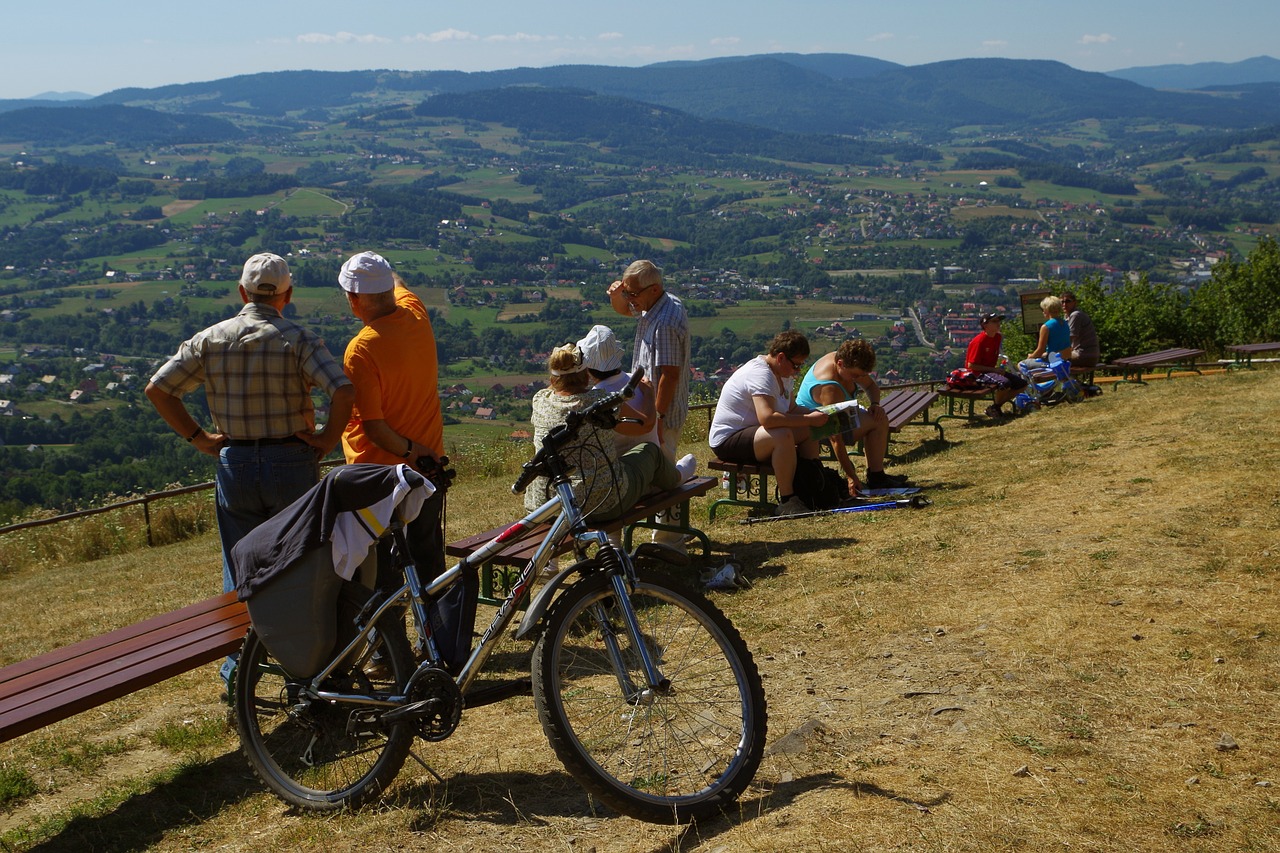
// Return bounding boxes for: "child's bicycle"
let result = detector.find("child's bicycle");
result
[232,369,767,824]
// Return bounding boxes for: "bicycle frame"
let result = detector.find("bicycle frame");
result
[300,467,666,708]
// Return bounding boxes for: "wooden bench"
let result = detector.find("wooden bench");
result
[446,476,718,605]
[0,593,249,743]
[826,388,942,458]
[1105,347,1205,386]
[880,388,943,444]
[1225,341,1280,370]
[1070,365,1097,386]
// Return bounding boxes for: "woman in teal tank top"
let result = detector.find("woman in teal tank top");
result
[795,339,910,493]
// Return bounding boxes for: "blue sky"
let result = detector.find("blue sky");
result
[5,0,1278,99]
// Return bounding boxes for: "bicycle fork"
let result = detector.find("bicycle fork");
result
[596,549,671,705]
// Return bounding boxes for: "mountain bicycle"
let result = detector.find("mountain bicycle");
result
[233,369,767,823]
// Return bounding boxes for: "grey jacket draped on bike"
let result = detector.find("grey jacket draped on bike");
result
[231,463,433,601]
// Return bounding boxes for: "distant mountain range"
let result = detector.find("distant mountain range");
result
[2,54,1278,145]
[1106,55,1280,89]
[27,91,93,102]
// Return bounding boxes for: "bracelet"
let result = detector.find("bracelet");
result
[401,437,412,459]
[186,425,201,442]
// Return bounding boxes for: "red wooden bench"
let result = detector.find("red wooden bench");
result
[823,387,942,459]
[447,476,717,604]
[0,593,249,743]
[710,389,937,521]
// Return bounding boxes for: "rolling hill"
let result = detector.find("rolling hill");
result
[64,54,1280,135]
[1107,54,1280,89]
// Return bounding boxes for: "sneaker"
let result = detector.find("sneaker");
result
[675,453,697,482]
[984,403,1004,419]
[774,496,810,517]
[867,471,914,489]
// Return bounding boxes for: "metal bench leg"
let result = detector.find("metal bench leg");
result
[478,560,521,607]
[624,500,712,559]
[708,470,773,521]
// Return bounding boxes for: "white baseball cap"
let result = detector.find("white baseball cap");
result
[338,251,395,293]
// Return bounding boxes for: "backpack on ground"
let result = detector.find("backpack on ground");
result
[792,458,849,510]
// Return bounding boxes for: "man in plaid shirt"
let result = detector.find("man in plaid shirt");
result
[146,253,354,685]
[608,260,691,550]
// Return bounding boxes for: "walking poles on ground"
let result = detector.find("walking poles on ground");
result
[739,494,932,525]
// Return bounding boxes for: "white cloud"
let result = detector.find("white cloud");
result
[403,29,478,44]
[296,32,390,46]
[485,32,557,44]
[867,32,895,43]
[1080,33,1116,46]
[597,32,624,41]
[710,36,741,47]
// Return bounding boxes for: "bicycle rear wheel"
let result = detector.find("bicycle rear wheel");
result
[234,586,415,811]
[532,569,766,823]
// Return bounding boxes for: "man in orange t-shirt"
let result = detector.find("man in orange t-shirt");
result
[339,251,473,672]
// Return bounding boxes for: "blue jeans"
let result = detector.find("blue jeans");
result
[216,441,319,683]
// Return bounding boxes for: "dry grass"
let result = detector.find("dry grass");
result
[2,369,1278,852]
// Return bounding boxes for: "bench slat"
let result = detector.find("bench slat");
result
[0,618,249,740]
[1,606,249,703]
[879,389,941,442]
[0,593,248,743]
[0,594,244,686]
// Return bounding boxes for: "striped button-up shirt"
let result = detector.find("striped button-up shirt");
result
[632,291,690,434]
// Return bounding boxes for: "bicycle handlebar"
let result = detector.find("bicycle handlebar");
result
[511,367,644,495]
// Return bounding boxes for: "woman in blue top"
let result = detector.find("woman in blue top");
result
[795,339,909,494]
[1027,295,1073,362]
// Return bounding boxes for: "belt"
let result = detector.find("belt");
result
[225,436,306,447]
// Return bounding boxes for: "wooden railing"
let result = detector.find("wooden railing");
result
[0,460,343,546]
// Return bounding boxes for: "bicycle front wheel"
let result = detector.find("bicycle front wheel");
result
[234,587,415,811]
[531,569,766,823]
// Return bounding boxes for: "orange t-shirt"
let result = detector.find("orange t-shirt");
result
[341,286,444,464]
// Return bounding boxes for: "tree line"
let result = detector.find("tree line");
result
[1044,238,1280,362]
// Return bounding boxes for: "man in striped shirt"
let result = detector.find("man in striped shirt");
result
[146,253,353,685]
[608,260,691,550]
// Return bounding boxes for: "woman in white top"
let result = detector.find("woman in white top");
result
[708,330,828,517]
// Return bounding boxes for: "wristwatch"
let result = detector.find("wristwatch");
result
[401,437,412,459]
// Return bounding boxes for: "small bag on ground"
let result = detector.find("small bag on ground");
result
[791,457,850,510]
